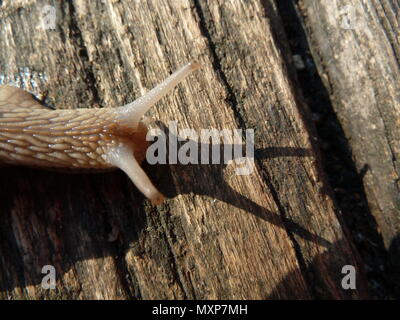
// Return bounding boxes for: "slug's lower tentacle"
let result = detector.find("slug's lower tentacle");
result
[0,61,201,204]
[106,143,165,205]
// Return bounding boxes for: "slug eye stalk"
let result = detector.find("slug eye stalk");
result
[0,61,201,205]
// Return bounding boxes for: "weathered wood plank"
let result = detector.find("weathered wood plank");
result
[0,0,368,299]
[298,0,400,293]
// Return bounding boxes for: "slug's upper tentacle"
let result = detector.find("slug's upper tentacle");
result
[117,61,201,130]
[0,61,201,204]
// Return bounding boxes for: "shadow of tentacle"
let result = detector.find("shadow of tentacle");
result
[147,121,331,248]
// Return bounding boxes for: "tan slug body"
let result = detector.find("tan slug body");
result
[0,61,201,205]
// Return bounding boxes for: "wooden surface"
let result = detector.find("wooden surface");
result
[299,0,400,293]
[0,0,385,299]
[301,0,400,252]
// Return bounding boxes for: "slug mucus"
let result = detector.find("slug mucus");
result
[0,61,201,205]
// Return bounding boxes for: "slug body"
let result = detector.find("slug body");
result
[0,61,201,205]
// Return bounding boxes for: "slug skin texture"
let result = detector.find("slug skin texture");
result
[0,61,201,205]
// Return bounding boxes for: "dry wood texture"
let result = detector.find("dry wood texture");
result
[0,0,371,299]
[299,0,400,279]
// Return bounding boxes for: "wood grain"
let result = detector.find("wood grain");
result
[299,0,400,268]
[0,0,369,299]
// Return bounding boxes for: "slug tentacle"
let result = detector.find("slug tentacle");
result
[106,142,165,205]
[117,60,201,130]
[0,61,201,204]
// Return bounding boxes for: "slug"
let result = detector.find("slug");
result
[0,61,201,205]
